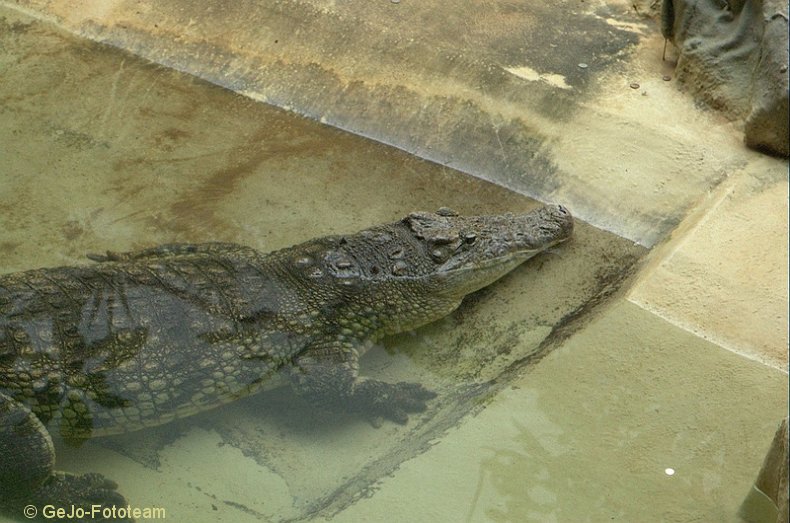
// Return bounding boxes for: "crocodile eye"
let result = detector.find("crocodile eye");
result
[431,248,447,262]
[462,232,477,244]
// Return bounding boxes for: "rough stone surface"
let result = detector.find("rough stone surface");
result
[662,0,790,157]
[744,0,790,157]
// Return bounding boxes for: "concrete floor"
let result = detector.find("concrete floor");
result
[0,1,787,522]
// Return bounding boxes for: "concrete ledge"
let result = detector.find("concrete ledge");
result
[629,155,789,371]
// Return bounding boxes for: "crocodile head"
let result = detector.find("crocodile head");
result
[401,204,573,299]
[285,204,573,336]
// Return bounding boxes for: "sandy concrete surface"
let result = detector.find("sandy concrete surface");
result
[630,156,789,371]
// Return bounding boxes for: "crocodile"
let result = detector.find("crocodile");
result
[0,204,573,521]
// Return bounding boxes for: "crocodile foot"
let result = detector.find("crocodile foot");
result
[28,472,132,523]
[352,380,437,424]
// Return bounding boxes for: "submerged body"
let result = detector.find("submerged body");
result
[0,205,572,520]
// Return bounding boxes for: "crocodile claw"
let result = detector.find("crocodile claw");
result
[388,381,437,422]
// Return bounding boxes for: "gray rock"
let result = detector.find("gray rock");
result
[662,0,789,157]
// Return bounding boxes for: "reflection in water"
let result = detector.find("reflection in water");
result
[466,415,566,522]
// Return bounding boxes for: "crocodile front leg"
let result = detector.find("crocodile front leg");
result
[289,340,436,424]
[0,392,130,522]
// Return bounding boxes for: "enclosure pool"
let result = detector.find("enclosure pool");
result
[0,2,788,522]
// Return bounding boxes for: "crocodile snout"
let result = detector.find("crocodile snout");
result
[515,204,574,251]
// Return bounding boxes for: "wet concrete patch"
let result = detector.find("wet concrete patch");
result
[1,10,647,522]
